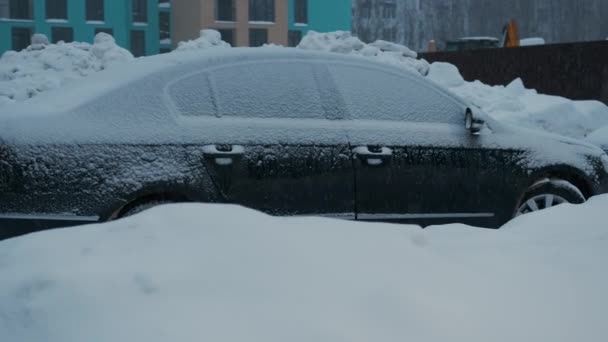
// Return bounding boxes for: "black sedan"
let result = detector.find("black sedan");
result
[1,48,607,239]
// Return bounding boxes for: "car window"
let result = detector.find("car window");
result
[211,61,326,119]
[328,64,463,124]
[167,72,217,117]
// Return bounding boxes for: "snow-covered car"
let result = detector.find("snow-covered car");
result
[586,127,608,154]
[0,48,607,239]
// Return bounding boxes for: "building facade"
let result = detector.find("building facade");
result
[0,0,173,56]
[352,0,608,52]
[172,0,351,48]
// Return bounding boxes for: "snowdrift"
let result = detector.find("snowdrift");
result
[1,196,607,342]
[0,33,133,106]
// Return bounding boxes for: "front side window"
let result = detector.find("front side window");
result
[216,0,235,21]
[86,0,105,21]
[249,0,274,22]
[51,26,73,43]
[46,0,67,19]
[329,64,462,124]
[11,27,32,51]
[132,0,147,23]
[9,0,33,19]
[249,28,267,47]
[294,0,307,24]
[210,62,326,119]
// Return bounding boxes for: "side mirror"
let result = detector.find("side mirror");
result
[465,109,485,134]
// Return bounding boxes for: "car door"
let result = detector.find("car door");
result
[169,59,355,217]
[326,62,509,227]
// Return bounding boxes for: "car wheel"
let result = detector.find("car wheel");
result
[515,178,585,217]
[120,200,175,218]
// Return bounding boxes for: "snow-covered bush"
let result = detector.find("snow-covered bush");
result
[297,31,430,76]
[175,29,231,52]
[0,33,133,105]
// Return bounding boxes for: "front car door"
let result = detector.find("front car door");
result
[169,59,355,218]
[326,62,510,227]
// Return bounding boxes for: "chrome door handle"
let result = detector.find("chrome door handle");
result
[353,146,393,166]
[203,145,245,165]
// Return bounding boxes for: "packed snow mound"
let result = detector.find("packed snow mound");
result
[427,62,608,139]
[1,196,608,342]
[0,33,133,105]
[520,37,546,46]
[586,126,608,151]
[297,31,430,76]
[175,29,232,51]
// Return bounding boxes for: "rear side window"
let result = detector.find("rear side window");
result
[329,64,462,124]
[211,61,326,119]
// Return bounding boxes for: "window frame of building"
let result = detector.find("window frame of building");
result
[216,0,235,22]
[8,0,33,20]
[360,0,371,19]
[132,0,148,23]
[249,28,268,47]
[288,30,302,47]
[130,30,146,57]
[46,0,68,19]
[11,26,33,51]
[86,0,105,22]
[249,0,274,22]
[382,26,397,42]
[217,29,235,46]
[294,0,307,24]
[51,26,74,43]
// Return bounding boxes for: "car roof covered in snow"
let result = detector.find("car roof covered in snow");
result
[4,47,455,117]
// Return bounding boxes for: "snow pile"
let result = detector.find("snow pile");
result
[0,33,133,106]
[427,62,608,139]
[1,196,608,341]
[297,31,430,76]
[520,37,546,46]
[175,29,232,52]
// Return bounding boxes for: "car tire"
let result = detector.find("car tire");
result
[120,200,175,218]
[515,178,585,217]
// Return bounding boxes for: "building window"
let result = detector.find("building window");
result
[95,27,113,36]
[0,0,8,18]
[46,0,67,19]
[11,27,32,51]
[382,1,396,19]
[159,11,170,40]
[360,0,371,18]
[86,0,104,21]
[216,0,235,21]
[132,0,147,23]
[288,30,302,47]
[131,30,146,57]
[294,0,307,24]
[249,0,274,22]
[249,28,267,47]
[51,26,73,43]
[218,29,234,46]
[8,0,33,19]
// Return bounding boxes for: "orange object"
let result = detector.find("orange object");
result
[503,19,520,47]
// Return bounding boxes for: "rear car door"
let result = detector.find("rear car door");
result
[169,59,355,217]
[327,62,507,227]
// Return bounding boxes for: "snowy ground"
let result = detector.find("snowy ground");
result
[1,196,607,342]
